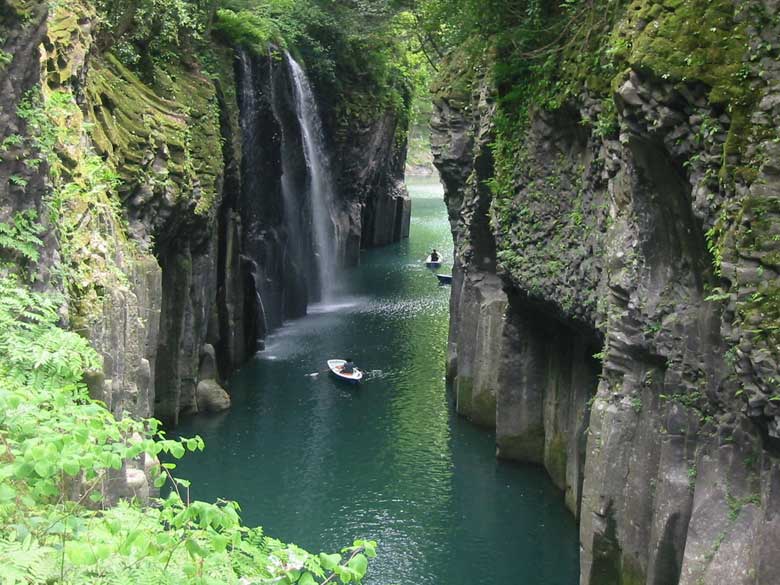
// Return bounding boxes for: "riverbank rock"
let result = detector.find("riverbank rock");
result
[196,379,231,413]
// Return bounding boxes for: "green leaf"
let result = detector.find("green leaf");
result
[298,573,317,585]
[185,538,207,559]
[347,553,368,578]
[109,454,122,469]
[33,460,55,478]
[0,483,16,502]
[62,459,80,476]
[335,565,353,583]
[169,442,185,459]
[94,543,112,561]
[66,542,97,566]
[209,532,230,552]
[319,552,342,571]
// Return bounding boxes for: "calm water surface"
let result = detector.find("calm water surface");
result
[171,176,579,585]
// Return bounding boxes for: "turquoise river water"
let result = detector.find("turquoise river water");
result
[171,177,579,585]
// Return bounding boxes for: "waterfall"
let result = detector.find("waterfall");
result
[236,48,340,330]
[284,52,339,302]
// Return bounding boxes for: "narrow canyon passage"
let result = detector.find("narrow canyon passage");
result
[171,177,579,585]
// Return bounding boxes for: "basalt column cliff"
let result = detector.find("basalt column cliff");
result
[0,0,411,439]
[432,1,780,584]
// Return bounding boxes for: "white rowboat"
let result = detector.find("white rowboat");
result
[425,255,443,267]
[327,359,363,383]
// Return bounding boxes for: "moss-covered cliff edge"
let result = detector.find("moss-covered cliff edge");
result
[432,1,779,583]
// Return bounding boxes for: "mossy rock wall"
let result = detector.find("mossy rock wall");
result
[85,52,223,246]
[10,0,246,428]
[433,1,780,584]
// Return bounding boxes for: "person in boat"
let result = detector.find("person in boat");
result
[341,357,355,375]
[430,249,440,262]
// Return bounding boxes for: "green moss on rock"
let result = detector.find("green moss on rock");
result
[620,555,647,585]
[471,382,497,427]
[84,53,223,218]
[614,0,749,105]
[4,0,36,20]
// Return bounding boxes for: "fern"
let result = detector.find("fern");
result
[0,536,58,584]
[0,210,43,263]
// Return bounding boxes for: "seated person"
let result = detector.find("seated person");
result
[430,249,440,262]
[341,358,355,374]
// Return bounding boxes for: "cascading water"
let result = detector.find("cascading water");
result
[284,52,339,301]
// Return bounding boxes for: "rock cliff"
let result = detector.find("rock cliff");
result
[0,0,410,433]
[432,2,780,583]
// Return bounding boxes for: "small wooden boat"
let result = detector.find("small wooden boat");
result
[425,255,443,267]
[436,273,453,285]
[327,359,363,383]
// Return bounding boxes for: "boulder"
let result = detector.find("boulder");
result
[125,468,150,501]
[196,379,231,413]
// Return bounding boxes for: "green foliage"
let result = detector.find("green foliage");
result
[0,210,44,264]
[95,0,215,67]
[0,230,377,583]
[213,0,313,52]
[0,49,12,69]
[8,174,28,187]
[214,7,284,50]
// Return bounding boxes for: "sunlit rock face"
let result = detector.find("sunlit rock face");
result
[432,3,780,582]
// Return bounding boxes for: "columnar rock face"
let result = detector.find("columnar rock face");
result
[339,107,412,253]
[319,103,411,266]
[0,2,411,431]
[432,2,780,583]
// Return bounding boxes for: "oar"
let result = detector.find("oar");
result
[307,364,337,378]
